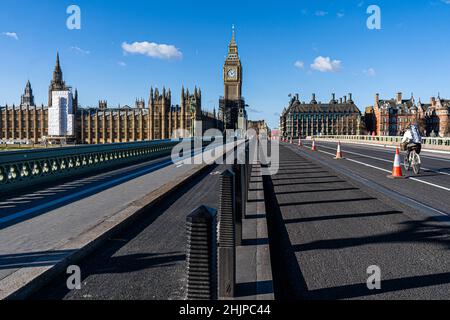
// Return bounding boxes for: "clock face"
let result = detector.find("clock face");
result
[227,68,236,78]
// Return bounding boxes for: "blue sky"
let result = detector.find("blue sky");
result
[1,0,450,129]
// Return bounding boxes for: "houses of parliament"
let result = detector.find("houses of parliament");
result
[0,31,246,145]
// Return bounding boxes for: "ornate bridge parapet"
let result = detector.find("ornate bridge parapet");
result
[0,139,184,195]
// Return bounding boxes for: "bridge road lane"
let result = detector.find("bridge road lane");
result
[265,145,450,300]
[31,163,231,300]
[0,151,209,291]
[300,140,450,215]
[301,140,450,186]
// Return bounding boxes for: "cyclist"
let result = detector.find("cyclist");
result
[401,123,422,161]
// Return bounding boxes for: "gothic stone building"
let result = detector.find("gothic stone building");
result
[1,54,219,144]
[371,92,450,137]
[78,87,218,144]
[0,80,49,143]
[280,93,362,139]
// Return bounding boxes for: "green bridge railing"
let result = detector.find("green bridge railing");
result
[0,139,188,195]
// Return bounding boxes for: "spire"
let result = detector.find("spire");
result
[231,24,236,45]
[228,25,238,55]
[21,79,35,106]
[52,52,63,85]
[56,52,60,68]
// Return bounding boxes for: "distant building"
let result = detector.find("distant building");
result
[280,93,363,139]
[364,106,376,134]
[270,128,280,140]
[247,120,270,136]
[0,81,49,144]
[372,92,450,137]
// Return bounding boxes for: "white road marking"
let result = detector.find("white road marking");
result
[312,139,450,158]
[408,177,450,192]
[293,146,450,217]
[298,144,450,192]
[314,143,450,177]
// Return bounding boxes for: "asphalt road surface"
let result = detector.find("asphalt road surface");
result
[300,140,450,215]
[264,143,450,300]
[31,163,231,300]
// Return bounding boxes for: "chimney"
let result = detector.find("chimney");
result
[344,96,347,103]
[332,93,336,101]
[340,98,343,104]
[296,93,299,101]
[431,97,436,107]
[376,93,380,103]
[397,92,402,103]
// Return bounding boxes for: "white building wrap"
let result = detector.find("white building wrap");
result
[49,90,74,136]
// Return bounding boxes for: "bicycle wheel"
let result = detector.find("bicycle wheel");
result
[404,153,411,171]
[412,152,421,175]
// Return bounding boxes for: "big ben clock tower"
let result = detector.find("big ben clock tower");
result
[220,26,246,130]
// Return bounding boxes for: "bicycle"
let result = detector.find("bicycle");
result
[404,146,421,175]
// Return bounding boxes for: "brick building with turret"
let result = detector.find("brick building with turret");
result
[370,92,450,137]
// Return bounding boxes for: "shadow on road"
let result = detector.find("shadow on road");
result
[263,145,450,300]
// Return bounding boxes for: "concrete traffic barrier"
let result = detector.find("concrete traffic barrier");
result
[218,169,236,299]
[186,205,218,300]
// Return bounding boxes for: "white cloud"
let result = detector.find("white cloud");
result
[117,61,127,67]
[2,32,18,40]
[70,46,90,55]
[337,11,345,18]
[294,60,304,69]
[122,41,183,60]
[315,11,328,16]
[363,68,376,76]
[311,56,342,72]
